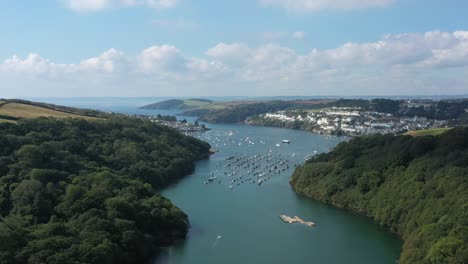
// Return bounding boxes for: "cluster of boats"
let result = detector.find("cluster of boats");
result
[204,152,299,189]
[195,129,321,190]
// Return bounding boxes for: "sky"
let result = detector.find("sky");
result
[0,0,467,97]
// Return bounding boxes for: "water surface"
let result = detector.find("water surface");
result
[157,123,402,264]
[38,99,402,264]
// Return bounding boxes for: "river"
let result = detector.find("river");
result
[40,98,402,264]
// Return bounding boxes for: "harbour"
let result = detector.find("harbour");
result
[39,100,403,264]
[156,121,402,264]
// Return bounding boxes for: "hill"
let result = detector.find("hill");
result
[0,116,210,264]
[139,98,217,110]
[404,127,453,137]
[139,98,335,123]
[182,99,335,123]
[0,99,104,123]
[291,128,467,264]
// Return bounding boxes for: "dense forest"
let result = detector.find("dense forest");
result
[245,113,321,133]
[291,128,467,264]
[0,117,210,263]
[194,100,297,123]
[401,100,468,122]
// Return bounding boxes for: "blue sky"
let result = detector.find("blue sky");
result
[0,0,467,97]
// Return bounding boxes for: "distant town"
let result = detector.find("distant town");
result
[248,107,446,136]
[135,98,468,137]
[245,99,468,136]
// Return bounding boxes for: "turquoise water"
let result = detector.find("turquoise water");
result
[38,99,402,264]
[157,123,402,264]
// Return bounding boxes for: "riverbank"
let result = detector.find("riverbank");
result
[28,98,403,264]
[157,122,402,264]
[290,128,468,264]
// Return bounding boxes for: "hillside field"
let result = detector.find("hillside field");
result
[404,127,453,137]
[0,102,102,121]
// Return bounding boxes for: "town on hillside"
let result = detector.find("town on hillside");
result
[245,100,466,136]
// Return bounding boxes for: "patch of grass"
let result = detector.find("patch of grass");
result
[183,100,228,110]
[0,103,102,120]
[0,118,17,124]
[204,103,228,110]
[404,127,453,137]
[183,99,212,107]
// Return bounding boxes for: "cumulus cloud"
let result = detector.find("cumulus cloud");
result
[2,30,468,96]
[205,43,252,66]
[78,48,128,73]
[1,48,128,77]
[64,0,177,12]
[138,45,187,75]
[259,0,396,12]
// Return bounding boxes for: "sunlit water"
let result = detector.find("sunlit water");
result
[38,99,402,264]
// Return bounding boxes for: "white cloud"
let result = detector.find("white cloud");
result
[259,0,396,12]
[205,43,252,66]
[2,54,55,75]
[1,48,127,77]
[137,45,187,75]
[64,0,177,12]
[78,48,127,73]
[2,30,468,96]
[292,31,305,40]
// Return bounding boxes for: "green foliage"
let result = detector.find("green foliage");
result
[291,128,468,264]
[198,101,298,123]
[371,99,401,113]
[0,117,210,263]
[140,99,214,110]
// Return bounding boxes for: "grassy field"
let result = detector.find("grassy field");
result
[183,99,228,110]
[0,118,17,124]
[404,127,453,137]
[0,103,102,120]
[183,99,212,107]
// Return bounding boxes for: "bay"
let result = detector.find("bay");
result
[40,98,402,264]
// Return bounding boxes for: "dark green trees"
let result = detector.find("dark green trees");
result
[0,117,210,263]
[291,128,468,264]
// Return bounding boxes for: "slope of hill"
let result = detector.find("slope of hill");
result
[0,116,211,264]
[291,128,468,264]
[404,127,453,137]
[191,99,335,123]
[139,99,218,110]
[139,98,335,123]
[0,99,104,122]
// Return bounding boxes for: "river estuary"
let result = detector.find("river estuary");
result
[43,99,402,264]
